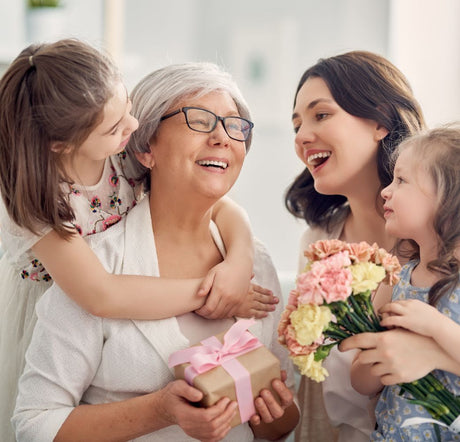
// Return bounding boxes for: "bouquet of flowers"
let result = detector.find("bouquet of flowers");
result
[278,239,460,433]
[277,239,400,382]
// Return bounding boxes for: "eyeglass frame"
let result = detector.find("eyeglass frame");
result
[159,106,254,142]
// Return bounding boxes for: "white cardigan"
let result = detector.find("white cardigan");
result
[13,197,294,441]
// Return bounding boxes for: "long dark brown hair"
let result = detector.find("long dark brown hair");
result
[0,38,120,238]
[395,125,460,306]
[285,51,426,232]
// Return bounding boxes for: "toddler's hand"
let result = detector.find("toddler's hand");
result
[379,299,440,336]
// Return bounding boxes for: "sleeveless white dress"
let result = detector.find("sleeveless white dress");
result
[0,153,141,441]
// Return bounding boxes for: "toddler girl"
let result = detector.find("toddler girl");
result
[349,125,460,440]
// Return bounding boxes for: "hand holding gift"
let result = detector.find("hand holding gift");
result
[168,318,297,436]
[154,379,239,442]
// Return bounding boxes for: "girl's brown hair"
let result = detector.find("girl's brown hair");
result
[396,125,460,305]
[0,38,120,238]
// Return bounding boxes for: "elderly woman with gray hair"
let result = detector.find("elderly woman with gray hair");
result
[13,62,299,441]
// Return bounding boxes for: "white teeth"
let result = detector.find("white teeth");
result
[197,160,228,169]
[307,151,331,165]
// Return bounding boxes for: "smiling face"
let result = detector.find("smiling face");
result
[64,81,139,183]
[148,90,247,203]
[381,145,438,245]
[292,77,388,198]
[77,81,139,161]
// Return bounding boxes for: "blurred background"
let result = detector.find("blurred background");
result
[1,0,459,292]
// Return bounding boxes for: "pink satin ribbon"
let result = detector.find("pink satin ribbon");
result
[168,318,262,423]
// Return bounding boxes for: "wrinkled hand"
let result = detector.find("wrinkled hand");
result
[234,283,278,319]
[379,299,441,336]
[249,371,293,427]
[340,329,441,385]
[195,260,251,319]
[157,380,238,442]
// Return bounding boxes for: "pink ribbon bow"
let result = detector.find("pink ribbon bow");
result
[168,318,262,423]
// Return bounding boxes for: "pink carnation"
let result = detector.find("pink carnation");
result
[372,247,401,285]
[304,239,347,262]
[297,251,353,304]
[296,271,325,305]
[346,241,374,263]
[278,304,296,344]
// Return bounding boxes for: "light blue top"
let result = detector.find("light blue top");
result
[372,260,460,441]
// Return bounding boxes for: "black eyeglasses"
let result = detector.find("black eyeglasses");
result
[160,106,254,142]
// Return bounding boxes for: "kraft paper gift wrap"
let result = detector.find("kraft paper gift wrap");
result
[168,318,281,428]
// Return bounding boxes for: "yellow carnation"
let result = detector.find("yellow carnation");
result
[349,262,386,294]
[293,353,329,382]
[290,304,332,346]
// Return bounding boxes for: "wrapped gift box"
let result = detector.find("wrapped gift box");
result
[169,319,281,428]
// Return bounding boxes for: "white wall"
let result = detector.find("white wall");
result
[389,0,460,127]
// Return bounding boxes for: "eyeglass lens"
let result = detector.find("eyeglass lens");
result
[184,107,252,141]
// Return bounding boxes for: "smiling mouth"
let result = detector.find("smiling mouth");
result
[307,151,331,167]
[196,160,228,170]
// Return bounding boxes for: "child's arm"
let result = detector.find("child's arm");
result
[33,196,277,321]
[380,299,460,365]
[196,196,278,319]
[32,230,205,319]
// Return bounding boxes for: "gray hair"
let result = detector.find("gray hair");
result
[126,62,252,181]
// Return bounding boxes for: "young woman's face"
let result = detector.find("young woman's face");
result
[149,90,247,202]
[75,81,139,163]
[381,146,437,245]
[292,77,388,198]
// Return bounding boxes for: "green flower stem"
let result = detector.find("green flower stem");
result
[419,376,460,417]
[400,376,460,425]
[361,295,385,331]
[325,323,351,340]
[342,312,366,334]
[348,296,376,330]
[345,308,369,333]
[423,375,460,415]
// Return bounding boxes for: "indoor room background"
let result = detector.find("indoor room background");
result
[1,0,459,296]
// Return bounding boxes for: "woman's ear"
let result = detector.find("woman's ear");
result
[375,125,389,142]
[135,145,155,169]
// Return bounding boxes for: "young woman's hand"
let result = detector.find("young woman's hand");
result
[157,380,238,442]
[340,328,441,384]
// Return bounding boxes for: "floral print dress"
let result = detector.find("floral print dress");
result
[372,260,460,441]
[0,152,142,442]
[19,152,141,282]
